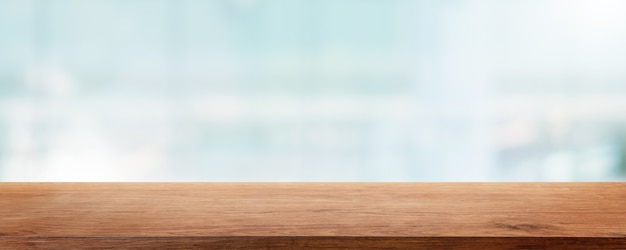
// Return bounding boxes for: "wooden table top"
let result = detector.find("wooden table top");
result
[1,182,625,249]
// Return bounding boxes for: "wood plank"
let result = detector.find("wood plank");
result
[1,183,625,249]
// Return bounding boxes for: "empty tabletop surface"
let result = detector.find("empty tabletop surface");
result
[1,183,625,249]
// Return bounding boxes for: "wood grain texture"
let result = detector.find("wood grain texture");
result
[1,183,625,249]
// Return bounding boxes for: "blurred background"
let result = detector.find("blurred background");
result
[1,0,626,181]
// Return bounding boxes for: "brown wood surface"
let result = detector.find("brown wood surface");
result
[1,183,625,249]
